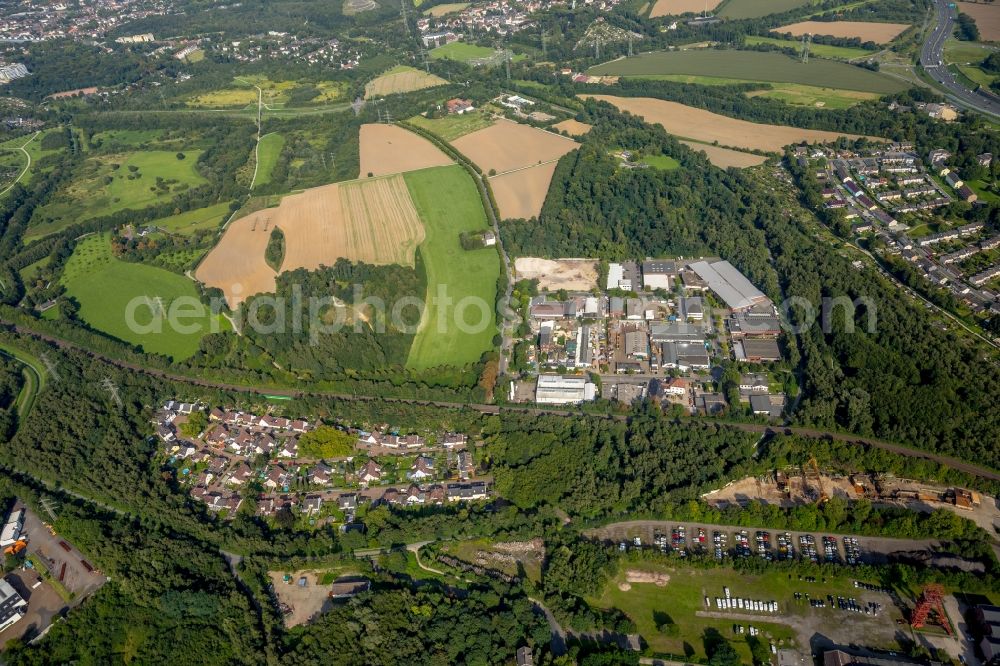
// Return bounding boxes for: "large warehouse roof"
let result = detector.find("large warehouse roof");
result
[689,260,768,311]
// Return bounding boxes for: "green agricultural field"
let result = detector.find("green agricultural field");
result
[718,0,815,19]
[589,50,907,93]
[589,560,905,661]
[430,42,500,62]
[26,150,207,240]
[403,165,500,370]
[60,234,228,359]
[150,202,233,235]
[253,133,285,188]
[408,112,495,141]
[746,35,874,60]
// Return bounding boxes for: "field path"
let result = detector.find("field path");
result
[0,131,40,198]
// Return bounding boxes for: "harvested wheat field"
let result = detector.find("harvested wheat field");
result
[364,65,448,99]
[650,0,721,17]
[680,140,768,168]
[198,175,424,307]
[959,2,1000,41]
[359,124,453,177]
[195,211,277,307]
[774,20,909,44]
[514,257,599,291]
[551,119,593,136]
[489,162,559,220]
[452,118,578,174]
[585,95,875,152]
[281,175,424,271]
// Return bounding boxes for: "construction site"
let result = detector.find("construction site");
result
[703,459,1000,534]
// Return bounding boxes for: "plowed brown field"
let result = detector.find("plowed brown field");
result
[585,95,875,151]
[194,211,277,307]
[488,162,560,220]
[958,2,1000,41]
[774,20,909,44]
[650,0,722,17]
[359,124,453,177]
[679,141,768,168]
[452,118,578,174]
[551,119,593,136]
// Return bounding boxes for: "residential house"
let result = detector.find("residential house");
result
[408,456,436,480]
[359,460,383,485]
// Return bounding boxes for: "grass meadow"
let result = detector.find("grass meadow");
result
[403,165,500,370]
[61,234,228,359]
[588,50,907,94]
[150,202,233,235]
[745,35,874,60]
[26,150,206,240]
[254,133,285,188]
[718,0,815,19]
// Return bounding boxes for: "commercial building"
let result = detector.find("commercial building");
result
[650,321,704,344]
[0,508,24,548]
[606,263,632,291]
[660,341,710,371]
[0,578,26,632]
[689,260,770,311]
[642,260,676,291]
[535,375,596,405]
[749,393,786,418]
[679,296,704,320]
[733,338,782,362]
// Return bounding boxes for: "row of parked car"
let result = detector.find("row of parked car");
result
[618,527,867,565]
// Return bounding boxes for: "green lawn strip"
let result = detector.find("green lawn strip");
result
[718,0,814,19]
[18,256,50,283]
[746,35,874,60]
[60,234,229,360]
[589,50,908,94]
[639,154,681,170]
[148,202,233,235]
[407,112,496,141]
[943,38,995,64]
[0,341,46,420]
[430,42,498,62]
[254,133,285,188]
[965,178,1000,203]
[403,165,500,370]
[26,554,73,602]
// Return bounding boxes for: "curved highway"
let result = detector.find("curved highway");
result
[921,0,1000,117]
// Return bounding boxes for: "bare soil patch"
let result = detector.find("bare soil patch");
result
[452,118,578,174]
[650,0,722,17]
[359,124,453,177]
[625,569,671,586]
[680,140,768,168]
[774,20,910,44]
[959,2,1000,41]
[197,175,424,307]
[552,119,593,136]
[585,95,876,152]
[269,571,332,627]
[489,161,559,220]
[514,257,598,291]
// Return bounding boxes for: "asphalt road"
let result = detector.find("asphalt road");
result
[921,0,1000,117]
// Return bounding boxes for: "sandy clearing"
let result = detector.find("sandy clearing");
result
[364,67,448,99]
[514,257,599,291]
[194,210,277,307]
[489,161,559,220]
[359,124,453,177]
[197,174,424,307]
[958,2,1000,41]
[680,140,768,168]
[773,20,910,44]
[551,119,593,136]
[650,0,722,17]
[452,118,579,174]
[626,570,671,585]
[585,95,876,152]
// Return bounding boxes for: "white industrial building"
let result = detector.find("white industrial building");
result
[535,374,596,405]
[606,263,632,291]
[688,260,769,311]
[0,508,24,548]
